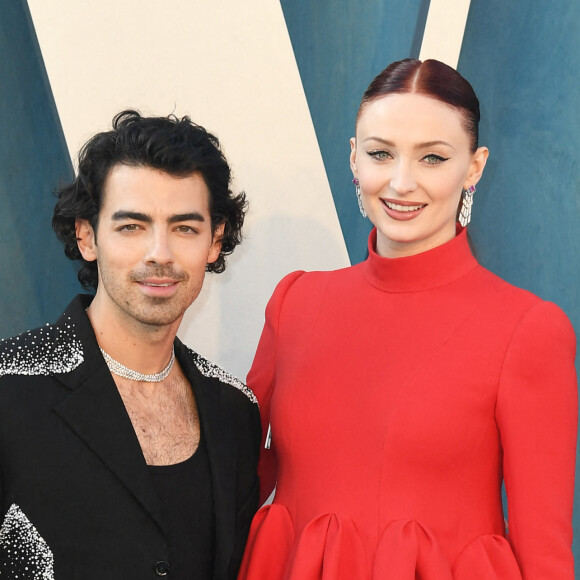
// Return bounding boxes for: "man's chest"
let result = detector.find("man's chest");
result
[116,373,201,465]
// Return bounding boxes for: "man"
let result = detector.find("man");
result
[0,110,260,579]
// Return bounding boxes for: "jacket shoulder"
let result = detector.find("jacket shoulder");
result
[0,316,84,378]
[183,346,258,406]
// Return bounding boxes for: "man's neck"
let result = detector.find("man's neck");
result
[86,294,180,375]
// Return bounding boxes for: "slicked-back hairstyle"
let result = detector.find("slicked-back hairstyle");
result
[357,58,480,152]
[52,110,247,290]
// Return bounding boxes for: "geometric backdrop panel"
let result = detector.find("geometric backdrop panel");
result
[280,0,430,264]
[0,0,77,338]
[461,0,580,329]
[26,0,350,378]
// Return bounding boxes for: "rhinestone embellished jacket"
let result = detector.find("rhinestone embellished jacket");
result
[0,295,260,580]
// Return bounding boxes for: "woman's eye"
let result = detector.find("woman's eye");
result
[423,154,448,164]
[368,150,392,160]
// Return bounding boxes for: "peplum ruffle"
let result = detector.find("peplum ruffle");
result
[238,505,523,580]
[452,533,522,580]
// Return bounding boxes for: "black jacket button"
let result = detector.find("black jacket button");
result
[154,561,170,576]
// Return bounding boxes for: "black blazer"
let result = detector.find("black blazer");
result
[0,295,261,579]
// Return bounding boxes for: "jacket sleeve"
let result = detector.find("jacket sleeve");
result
[496,300,577,579]
[228,397,262,580]
[246,271,305,505]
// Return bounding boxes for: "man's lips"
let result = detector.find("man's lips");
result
[139,280,178,287]
[135,279,183,295]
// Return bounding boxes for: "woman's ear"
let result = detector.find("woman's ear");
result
[465,146,489,188]
[350,137,358,177]
[75,219,98,262]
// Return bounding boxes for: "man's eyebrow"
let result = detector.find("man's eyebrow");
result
[110,211,206,223]
[168,212,206,224]
[111,210,151,222]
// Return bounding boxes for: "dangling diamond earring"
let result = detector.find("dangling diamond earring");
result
[353,178,367,218]
[459,185,476,227]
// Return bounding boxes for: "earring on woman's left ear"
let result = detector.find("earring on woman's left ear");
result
[353,178,367,218]
[458,185,476,227]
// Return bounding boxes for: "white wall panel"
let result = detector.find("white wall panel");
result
[27,0,349,378]
[420,0,472,68]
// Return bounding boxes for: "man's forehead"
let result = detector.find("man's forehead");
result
[100,164,210,215]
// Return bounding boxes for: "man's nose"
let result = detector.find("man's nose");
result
[144,229,174,264]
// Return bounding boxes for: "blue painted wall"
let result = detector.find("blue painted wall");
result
[0,0,78,338]
[458,0,580,569]
[459,0,579,336]
[280,0,430,265]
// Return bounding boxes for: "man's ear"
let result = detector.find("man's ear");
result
[208,223,225,264]
[75,219,97,262]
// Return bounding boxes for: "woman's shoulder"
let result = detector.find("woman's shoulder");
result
[472,264,575,344]
[272,264,357,294]
[473,262,546,305]
[265,265,358,318]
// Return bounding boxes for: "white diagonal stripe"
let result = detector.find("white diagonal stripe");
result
[419,0,472,69]
[27,0,349,378]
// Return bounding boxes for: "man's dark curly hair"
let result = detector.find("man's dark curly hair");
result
[52,109,247,290]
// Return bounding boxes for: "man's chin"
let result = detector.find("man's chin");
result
[139,315,182,328]
[131,305,184,328]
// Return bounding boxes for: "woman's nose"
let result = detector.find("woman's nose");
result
[390,160,417,194]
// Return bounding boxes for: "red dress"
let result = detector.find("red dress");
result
[239,228,577,580]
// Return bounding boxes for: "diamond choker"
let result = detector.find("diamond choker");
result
[100,346,175,382]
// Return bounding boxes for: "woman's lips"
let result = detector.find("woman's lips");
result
[381,198,426,221]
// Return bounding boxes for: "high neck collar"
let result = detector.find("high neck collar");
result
[362,226,478,293]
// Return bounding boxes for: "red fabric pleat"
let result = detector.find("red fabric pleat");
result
[373,520,452,580]
[239,510,524,580]
[452,534,523,580]
[237,504,294,580]
[284,514,367,580]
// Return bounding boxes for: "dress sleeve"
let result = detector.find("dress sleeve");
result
[496,300,577,579]
[247,271,305,505]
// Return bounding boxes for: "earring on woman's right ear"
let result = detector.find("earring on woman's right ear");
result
[353,178,367,218]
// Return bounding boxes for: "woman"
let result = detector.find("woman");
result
[239,59,577,579]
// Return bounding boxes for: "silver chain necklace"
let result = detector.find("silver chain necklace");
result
[100,347,175,383]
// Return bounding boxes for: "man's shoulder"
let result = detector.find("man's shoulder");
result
[179,344,258,407]
[0,314,84,380]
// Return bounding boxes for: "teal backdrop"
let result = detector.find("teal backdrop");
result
[279,0,431,265]
[0,0,77,337]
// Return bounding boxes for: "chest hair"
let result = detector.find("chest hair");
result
[115,369,200,466]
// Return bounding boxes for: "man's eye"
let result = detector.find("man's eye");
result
[176,225,197,234]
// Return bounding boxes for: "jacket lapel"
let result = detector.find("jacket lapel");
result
[177,341,236,579]
[51,296,166,534]
[48,296,239,560]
